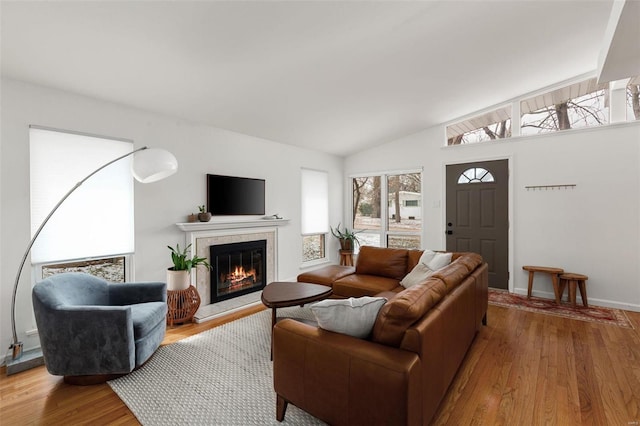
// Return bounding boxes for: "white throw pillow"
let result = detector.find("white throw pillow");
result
[400,263,435,289]
[310,296,387,338]
[419,249,452,271]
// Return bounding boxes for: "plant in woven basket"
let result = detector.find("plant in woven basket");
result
[330,223,361,251]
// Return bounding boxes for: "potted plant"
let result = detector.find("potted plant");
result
[198,205,211,222]
[167,243,211,291]
[330,223,361,251]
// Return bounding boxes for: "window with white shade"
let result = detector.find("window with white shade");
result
[29,127,134,280]
[301,168,329,263]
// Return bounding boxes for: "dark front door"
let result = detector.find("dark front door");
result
[446,159,508,289]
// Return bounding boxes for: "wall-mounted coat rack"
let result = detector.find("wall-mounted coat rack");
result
[525,184,576,191]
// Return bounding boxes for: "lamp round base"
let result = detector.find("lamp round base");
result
[11,342,23,360]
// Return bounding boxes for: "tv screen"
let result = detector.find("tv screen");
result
[207,174,265,216]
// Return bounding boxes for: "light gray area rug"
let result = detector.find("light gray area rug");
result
[109,306,326,425]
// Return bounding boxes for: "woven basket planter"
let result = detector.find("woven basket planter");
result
[167,285,201,326]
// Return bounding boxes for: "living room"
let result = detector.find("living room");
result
[1,0,639,424]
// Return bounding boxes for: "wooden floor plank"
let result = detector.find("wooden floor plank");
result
[1,303,639,425]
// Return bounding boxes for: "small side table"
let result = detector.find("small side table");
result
[261,281,333,360]
[339,250,354,266]
[166,285,201,326]
[522,265,564,304]
[558,273,589,307]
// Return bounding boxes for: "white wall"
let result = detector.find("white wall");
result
[0,78,344,356]
[345,121,640,311]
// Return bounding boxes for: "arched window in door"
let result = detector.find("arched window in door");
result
[457,167,495,184]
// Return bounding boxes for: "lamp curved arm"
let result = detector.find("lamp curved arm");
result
[9,146,152,355]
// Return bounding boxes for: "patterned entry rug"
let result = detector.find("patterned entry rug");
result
[489,289,633,328]
[109,306,326,426]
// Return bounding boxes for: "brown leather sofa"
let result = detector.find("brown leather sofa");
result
[273,246,488,425]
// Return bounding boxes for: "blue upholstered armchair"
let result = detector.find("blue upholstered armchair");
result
[32,272,167,380]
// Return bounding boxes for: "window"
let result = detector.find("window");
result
[447,106,512,145]
[457,167,495,184]
[446,75,637,145]
[41,256,126,282]
[301,168,328,263]
[29,127,134,281]
[352,171,422,251]
[521,77,608,135]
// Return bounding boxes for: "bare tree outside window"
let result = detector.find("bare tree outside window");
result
[447,107,512,145]
[521,78,608,135]
[353,176,381,231]
[352,173,421,250]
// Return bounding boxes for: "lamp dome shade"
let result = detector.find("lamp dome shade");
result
[131,148,178,183]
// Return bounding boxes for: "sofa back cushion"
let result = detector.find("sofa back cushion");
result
[371,277,447,347]
[407,250,423,272]
[451,252,483,273]
[356,246,408,280]
[431,262,470,292]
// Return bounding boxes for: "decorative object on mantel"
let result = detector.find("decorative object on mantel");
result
[8,145,177,367]
[262,213,283,220]
[331,223,361,266]
[525,184,576,191]
[167,243,211,291]
[187,213,198,223]
[197,205,212,222]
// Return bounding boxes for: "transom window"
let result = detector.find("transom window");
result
[446,75,639,146]
[447,106,512,145]
[457,168,495,184]
[520,77,608,135]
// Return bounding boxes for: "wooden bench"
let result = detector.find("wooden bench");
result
[522,265,564,304]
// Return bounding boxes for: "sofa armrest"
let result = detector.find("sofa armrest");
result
[36,305,135,376]
[273,319,422,425]
[109,282,167,305]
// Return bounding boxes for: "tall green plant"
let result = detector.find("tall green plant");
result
[167,243,211,271]
[330,223,361,245]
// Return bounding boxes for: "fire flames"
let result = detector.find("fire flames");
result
[224,266,256,286]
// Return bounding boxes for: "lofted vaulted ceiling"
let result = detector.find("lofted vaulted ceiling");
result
[1,1,619,156]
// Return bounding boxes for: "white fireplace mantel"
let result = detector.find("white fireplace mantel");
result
[175,217,288,322]
[176,218,289,232]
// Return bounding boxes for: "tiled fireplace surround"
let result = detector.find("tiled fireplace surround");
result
[177,219,288,322]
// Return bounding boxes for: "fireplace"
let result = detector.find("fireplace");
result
[209,240,267,304]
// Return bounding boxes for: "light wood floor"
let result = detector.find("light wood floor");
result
[1,303,639,425]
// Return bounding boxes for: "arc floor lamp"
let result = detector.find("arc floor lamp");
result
[9,146,178,361]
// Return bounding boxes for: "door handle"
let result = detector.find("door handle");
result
[446,230,453,235]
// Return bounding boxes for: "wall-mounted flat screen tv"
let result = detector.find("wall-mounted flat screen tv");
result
[207,174,265,216]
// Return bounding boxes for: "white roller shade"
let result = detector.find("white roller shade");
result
[301,168,329,235]
[29,127,135,263]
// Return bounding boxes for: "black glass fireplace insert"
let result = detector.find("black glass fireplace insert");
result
[209,240,266,304]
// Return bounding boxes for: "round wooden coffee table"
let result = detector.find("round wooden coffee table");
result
[261,281,332,359]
